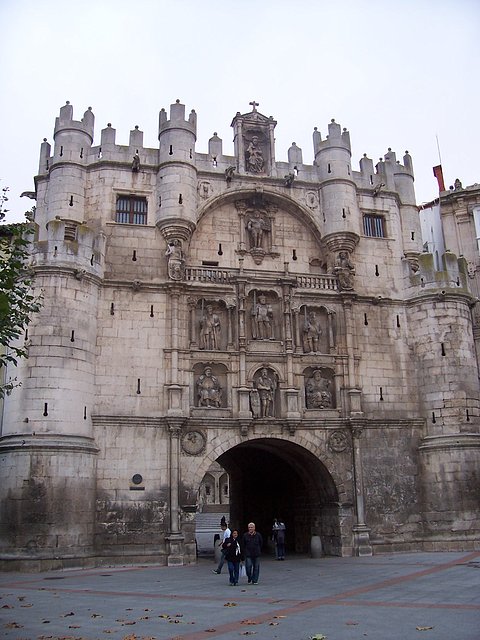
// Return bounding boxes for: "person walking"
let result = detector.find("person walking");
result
[222,529,243,585]
[213,522,231,574]
[242,522,263,585]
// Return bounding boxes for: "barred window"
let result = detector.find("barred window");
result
[116,196,147,225]
[363,214,385,238]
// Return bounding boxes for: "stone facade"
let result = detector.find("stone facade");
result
[0,100,479,570]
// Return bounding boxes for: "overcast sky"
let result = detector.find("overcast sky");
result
[1,0,479,223]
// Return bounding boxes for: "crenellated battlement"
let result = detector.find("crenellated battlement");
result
[37,101,415,200]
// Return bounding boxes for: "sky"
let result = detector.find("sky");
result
[1,0,479,223]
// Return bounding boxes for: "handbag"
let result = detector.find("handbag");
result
[240,562,246,578]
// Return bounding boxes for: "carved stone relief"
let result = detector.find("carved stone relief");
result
[181,430,207,455]
[305,368,335,409]
[334,251,355,291]
[245,134,266,174]
[165,239,185,281]
[197,180,213,199]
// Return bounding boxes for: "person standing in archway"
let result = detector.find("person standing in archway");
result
[272,518,286,560]
[242,522,263,585]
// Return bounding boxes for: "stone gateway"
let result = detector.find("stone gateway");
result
[0,100,479,570]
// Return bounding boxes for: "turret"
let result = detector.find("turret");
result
[45,102,95,230]
[156,100,198,244]
[380,148,422,258]
[313,119,361,254]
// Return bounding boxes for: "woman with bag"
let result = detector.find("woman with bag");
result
[222,529,243,586]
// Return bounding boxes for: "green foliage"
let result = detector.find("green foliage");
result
[0,186,42,396]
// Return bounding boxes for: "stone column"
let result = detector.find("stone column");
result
[187,296,197,348]
[167,286,184,416]
[166,419,185,565]
[226,298,236,350]
[351,424,372,556]
[292,306,302,353]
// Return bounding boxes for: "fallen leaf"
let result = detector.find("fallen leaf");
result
[273,615,286,619]
[42,620,51,624]
[205,628,216,632]
[4,622,23,628]
[122,621,136,626]
[241,620,258,625]
[1,604,13,609]
[224,602,237,607]
[62,612,75,617]
[20,603,33,607]
[68,625,81,629]
[346,621,359,625]
[241,632,257,636]
[91,613,102,618]
[416,626,434,631]
[18,596,25,601]
[269,621,279,625]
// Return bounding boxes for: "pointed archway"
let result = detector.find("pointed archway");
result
[215,438,342,556]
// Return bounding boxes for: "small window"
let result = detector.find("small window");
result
[363,214,385,238]
[116,196,147,225]
[473,206,480,253]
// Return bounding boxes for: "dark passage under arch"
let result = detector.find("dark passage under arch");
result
[215,438,343,556]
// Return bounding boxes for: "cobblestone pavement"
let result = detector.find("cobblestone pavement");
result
[1,551,479,640]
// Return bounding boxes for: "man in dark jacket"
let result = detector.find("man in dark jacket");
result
[242,522,263,585]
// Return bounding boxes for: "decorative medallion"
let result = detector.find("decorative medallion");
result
[328,430,348,453]
[181,430,206,456]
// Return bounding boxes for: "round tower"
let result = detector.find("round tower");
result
[393,150,423,261]
[156,99,198,244]
[45,102,94,229]
[314,119,361,254]
[408,253,480,545]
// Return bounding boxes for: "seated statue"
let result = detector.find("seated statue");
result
[306,371,333,409]
[197,367,222,407]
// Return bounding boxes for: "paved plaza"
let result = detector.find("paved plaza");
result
[1,551,479,640]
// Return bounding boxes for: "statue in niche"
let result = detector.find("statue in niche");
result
[245,136,265,173]
[306,370,333,409]
[246,211,270,249]
[132,152,140,172]
[303,310,322,353]
[334,250,355,291]
[252,294,274,340]
[254,368,277,418]
[197,366,222,408]
[199,305,221,350]
[165,239,185,281]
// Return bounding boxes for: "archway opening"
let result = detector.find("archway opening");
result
[213,438,341,556]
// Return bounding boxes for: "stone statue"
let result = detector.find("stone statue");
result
[197,367,222,408]
[252,294,274,340]
[132,153,140,172]
[306,370,333,409]
[284,171,295,187]
[165,239,185,280]
[225,166,235,183]
[303,310,322,353]
[255,368,276,417]
[199,305,221,350]
[334,251,355,291]
[245,136,264,173]
[246,211,269,249]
